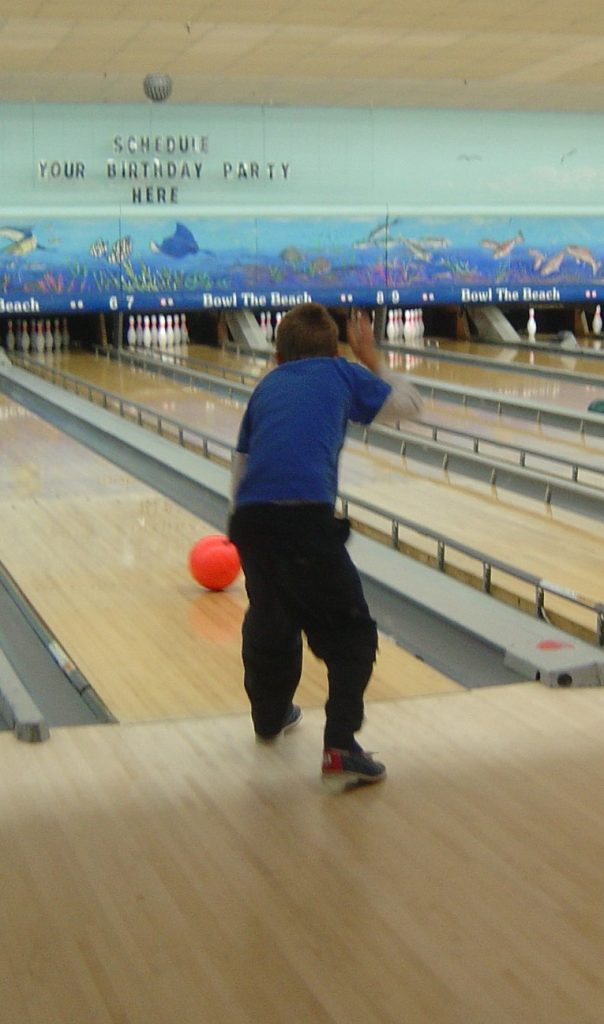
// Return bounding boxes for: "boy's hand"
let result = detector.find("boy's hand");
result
[346,308,381,374]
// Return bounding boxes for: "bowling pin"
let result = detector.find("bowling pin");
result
[386,310,396,341]
[180,313,189,344]
[158,314,167,351]
[6,320,15,351]
[127,315,136,348]
[136,314,144,347]
[593,304,602,335]
[34,320,45,354]
[173,313,181,347]
[53,319,62,351]
[62,318,70,349]
[45,319,53,352]
[166,314,174,348]
[527,308,537,340]
[150,314,158,347]
[21,320,30,353]
[143,315,152,349]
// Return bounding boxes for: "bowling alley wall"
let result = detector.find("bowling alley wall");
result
[2,102,604,316]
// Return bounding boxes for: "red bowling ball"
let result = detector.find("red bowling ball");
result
[188,535,241,591]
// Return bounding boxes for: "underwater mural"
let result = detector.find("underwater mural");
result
[1,212,604,314]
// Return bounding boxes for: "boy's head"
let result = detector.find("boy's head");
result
[275,302,339,363]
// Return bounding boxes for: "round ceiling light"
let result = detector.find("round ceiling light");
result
[143,74,173,102]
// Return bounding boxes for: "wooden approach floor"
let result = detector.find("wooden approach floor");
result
[0,392,460,722]
[2,685,604,1023]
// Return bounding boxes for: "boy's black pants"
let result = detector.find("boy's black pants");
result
[229,503,378,749]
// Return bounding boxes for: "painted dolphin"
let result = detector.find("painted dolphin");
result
[150,222,211,259]
[565,245,600,277]
[528,248,546,271]
[398,237,432,261]
[540,250,566,277]
[492,231,524,259]
[480,231,524,258]
[0,227,44,255]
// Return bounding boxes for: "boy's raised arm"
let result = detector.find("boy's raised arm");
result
[346,308,424,423]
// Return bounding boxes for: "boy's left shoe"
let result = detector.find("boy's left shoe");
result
[321,746,386,791]
[255,704,303,743]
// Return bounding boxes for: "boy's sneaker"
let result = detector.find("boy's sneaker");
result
[321,747,386,791]
[255,704,303,743]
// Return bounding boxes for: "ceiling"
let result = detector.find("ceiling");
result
[1,0,604,112]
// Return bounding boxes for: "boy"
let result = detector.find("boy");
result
[228,302,423,789]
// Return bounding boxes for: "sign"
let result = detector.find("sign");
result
[1,213,603,313]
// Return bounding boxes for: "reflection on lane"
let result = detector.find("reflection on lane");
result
[434,336,604,375]
[385,346,604,412]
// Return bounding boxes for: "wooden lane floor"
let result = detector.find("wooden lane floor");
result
[384,347,604,412]
[118,335,604,410]
[407,396,604,492]
[4,685,604,1022]
[182,346,604,485]
[190,338,604,410]
[52,347,604,469]
[434,336,604,376]
[183,344,604,468]
[189,341,271,378]
[45,351,604,638]
[0,392,461,724]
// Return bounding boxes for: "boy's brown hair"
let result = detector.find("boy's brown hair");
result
[275,302,339,363]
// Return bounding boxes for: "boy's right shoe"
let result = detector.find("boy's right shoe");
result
[255,704,303,743]
[321,747,386,791]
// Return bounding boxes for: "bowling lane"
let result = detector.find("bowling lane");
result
[435,337,604,375]
[53,346,604,474]
[187,341,270,379]
[39,352,604,637]
[53,347,604,492]
[386,347,604,412]
[410,394,604,484]
[177,344,604,472]
[199,335,604,410]
[0,392,460,723]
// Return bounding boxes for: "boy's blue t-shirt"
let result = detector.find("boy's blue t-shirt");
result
[234,356,391,507]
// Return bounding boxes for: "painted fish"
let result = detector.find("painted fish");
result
[355,218,401,248]
[150,223,204,259]
[417,236,450,249]
[540,250,566,276]
[0,227,43,255]
[89,238,109,259]
[308,258,331,275]
[565,245,600,276]
[492,231,524,259]
[367,218,398,244]
[279,246,303,264]
[398,237,432,261]
[108,236,133,264]
[528,248,546,271]
[480,231,524,258]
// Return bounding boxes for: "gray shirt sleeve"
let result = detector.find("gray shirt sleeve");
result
[373,367,424,424]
